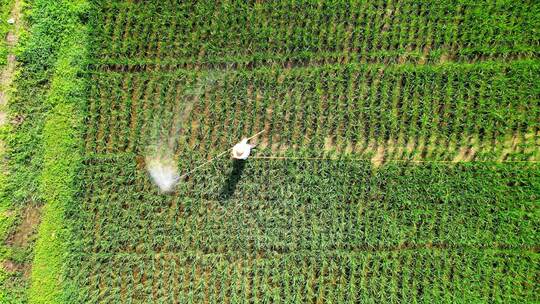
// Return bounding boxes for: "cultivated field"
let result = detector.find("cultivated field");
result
[3,0,539,303]
[59,1,540,302]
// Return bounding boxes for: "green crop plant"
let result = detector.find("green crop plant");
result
[83,60,538,162]
[88,1,539,67]
[61,153,540,302]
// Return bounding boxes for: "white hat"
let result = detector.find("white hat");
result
[232,138,251,160]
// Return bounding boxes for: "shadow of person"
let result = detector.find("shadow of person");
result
[219,159,246,200]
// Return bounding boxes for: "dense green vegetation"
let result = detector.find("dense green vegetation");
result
[29,8,88,304]
[64,155,540,302]
[72,157,540,251]
[86,60,539,161]
[0,0,14,66]
[91,1,540,65]
[0,0,22,302]
[65,249,537,303]
[0,0,88,303]
[63,0,539,302]
[2,0,539,303]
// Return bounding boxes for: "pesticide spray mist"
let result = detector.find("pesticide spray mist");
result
[146,147,179,192]
[145,73,220,192]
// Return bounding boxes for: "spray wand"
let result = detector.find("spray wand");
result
[178,129,266,180]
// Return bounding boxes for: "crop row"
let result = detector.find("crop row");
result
[68,155,539,255]
[64,249,538,303]
[89,0,540,65]
[84,60,540,161]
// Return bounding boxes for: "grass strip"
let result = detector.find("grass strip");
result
[27,0,88,303]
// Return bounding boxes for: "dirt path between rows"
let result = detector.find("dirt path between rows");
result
[0,0,21,127]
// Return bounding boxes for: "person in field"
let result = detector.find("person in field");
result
[232,138,255,160]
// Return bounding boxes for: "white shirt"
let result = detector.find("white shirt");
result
[232,138,252,160]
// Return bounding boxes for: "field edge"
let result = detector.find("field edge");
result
[27,0,89,303]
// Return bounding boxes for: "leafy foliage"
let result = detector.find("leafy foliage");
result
[59,0,540,302]
[0,0,14,66]
[90,0,540,65]
[21,0,88,303]
[6,0,540,302]
[65,157,539,302]
[85,61,539,161]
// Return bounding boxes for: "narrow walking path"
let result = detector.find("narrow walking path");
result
[0,0,20,133]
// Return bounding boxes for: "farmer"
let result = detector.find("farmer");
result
[231,138,255,160]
